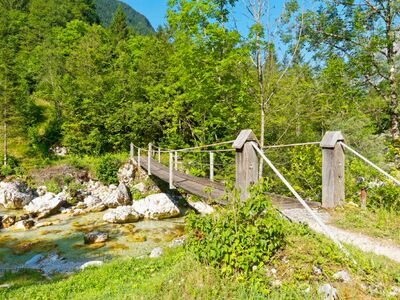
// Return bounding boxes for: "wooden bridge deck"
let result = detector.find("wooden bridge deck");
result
[139,156,320,210]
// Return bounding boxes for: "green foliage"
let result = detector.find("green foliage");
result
[345,158,400,210]
[129,187,143,200]
[266,145,322,202]
[185,183,285,278]
[95,154,121,185]
[66,181,83,205]
[0,156,19,177]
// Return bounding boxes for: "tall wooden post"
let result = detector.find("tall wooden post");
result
[209,152,214,182]
[174,151,178,171]
[130,143,134,159]
[233,129,259,200]
[169,152,175,189]
[148,143,152,176]
[137,148,141,170]
[158,148,161,163]
[321,131,345,208]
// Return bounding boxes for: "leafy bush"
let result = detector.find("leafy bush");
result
[66,181,83,205]
[266,145,322,202]
[345,158,400,210]
[185,182,285,278]
[0,156,19,176]
[95,154,121,185]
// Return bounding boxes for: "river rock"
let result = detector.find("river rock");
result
[35,221,53,228]
[169,236,186,248]
[13,219,35,230]
[132,193,180,220]
[104,183,131,208]
[117,160,136,186]
[333,270,351,283]
[16,214,30,222]
[25,254,45,268]
[188,201,214,215]
[149,247,163,258]
[84,232,108,244]
[103,206,141,224]
[24,192,66,219]
[318,283,337,300]
[2,215,16,228]
[133,182,145,193]
[80,261,103,270]
[0,182,34,209]
[36,186,47,197]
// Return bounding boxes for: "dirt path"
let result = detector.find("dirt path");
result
[282,208,400,263]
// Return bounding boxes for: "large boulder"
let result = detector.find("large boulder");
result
[132,193,180,220]
[24,192,66,219]
[188,201,214,215]
[104,183,131,208]
[103,206,141,224]
[117,160,136,186]
[0,182,34,209]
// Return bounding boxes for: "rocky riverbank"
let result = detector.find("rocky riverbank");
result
[0,158,214,276]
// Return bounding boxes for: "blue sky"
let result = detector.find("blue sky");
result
[120,0,306,36]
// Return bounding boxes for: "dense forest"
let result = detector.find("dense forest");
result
[95,0,154,35]
[1,0,399,206]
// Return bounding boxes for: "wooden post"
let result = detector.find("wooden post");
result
[137,148,141,170]
[130,143,134,159]
[321,131,345,208]
[360,188,367,209]
[148,143,152,176]
[233,129,259,200]
[169,152,175,189]
[174,151,178,171]
[210,152,214,182]
[158,148,161,163]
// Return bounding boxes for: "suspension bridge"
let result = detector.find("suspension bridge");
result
[130,129,400,258]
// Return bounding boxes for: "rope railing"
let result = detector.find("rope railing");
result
[129,140,235,186]
[339,142,400,186]
[264,141,320,149]
[251,141,354,262]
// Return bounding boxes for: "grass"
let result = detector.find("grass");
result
[330,205,400,245]
[1,222,399,300]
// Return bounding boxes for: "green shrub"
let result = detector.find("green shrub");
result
[66,181,83,205]
[95,154,121,185]
[129,187,143,200]
[345,158,400,210]
[266,145,322,202]
[0,156,19,177]
[185,182,286,278]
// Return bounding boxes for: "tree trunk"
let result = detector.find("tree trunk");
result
[3,107,7,166]
[257,32,265,178]
[386,1,399,141]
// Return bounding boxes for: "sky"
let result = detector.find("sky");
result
[120,0,307,36]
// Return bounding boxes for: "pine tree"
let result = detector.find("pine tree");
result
[109,5,129,45]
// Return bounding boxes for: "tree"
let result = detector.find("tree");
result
[242,0,304,175]
[0,5,26,165]
[109,4,130,45]
[302,0,400,141]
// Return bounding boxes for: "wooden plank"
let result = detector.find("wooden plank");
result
[232,129,258,149]
[320,131,344,149]
[139,156,320,209]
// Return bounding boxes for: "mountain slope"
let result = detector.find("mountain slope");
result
[96,0,155,35]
